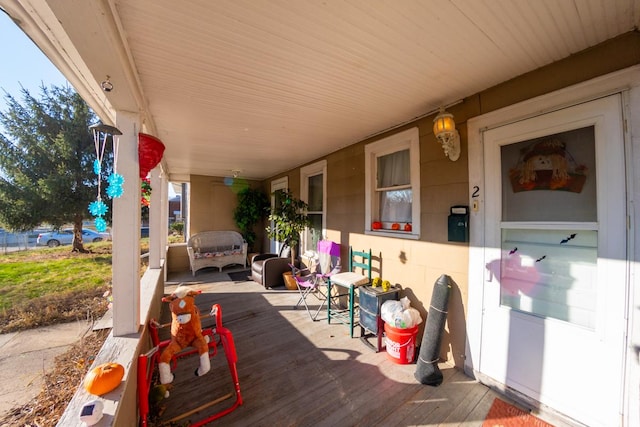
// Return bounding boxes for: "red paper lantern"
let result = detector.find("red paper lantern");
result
[138,133,165,179]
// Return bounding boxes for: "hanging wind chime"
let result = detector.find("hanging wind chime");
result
[88,123,123,232]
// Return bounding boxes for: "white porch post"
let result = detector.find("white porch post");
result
[112,111,141,336]
[149,166,168,269]
[161,172,169,259]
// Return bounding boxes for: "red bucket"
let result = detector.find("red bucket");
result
[384,323,418,364]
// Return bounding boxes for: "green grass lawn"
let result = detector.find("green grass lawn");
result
[0,244,113,333]
[0,244,113,310]
[0,236,176,333]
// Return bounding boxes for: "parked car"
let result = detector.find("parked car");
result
[36,228,111,247]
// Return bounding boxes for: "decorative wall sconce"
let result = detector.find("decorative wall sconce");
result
[433,107,461,161]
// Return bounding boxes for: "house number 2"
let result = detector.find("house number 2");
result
[471,186,480,211]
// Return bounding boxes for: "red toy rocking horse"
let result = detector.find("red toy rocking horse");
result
[138,285,242,426]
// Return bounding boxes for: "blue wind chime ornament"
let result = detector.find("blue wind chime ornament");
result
[88,123,123,232]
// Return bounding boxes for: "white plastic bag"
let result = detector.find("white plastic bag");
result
[402,307,423,328]
[381,300,402,325]
[381,298,423,329]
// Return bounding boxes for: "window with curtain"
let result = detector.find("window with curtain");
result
[377,149,412,223]
[301,161,326,253]
[304,173,323,252]
[365,127,420,238]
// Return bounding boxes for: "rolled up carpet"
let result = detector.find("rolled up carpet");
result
[414,274,452,386]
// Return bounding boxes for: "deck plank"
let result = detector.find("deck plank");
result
[145,269,553,426]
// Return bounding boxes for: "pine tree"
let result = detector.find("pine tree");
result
[0,84,109,252]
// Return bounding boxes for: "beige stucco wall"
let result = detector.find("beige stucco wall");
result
[189,175,242,235]
[166,243,189,273]
[188,175,268,252]
[312,118,470,366]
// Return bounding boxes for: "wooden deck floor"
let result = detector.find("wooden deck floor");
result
[151,267,563,427]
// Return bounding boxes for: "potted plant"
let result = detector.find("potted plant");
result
[233,187,269,252]
[266,189,311,288]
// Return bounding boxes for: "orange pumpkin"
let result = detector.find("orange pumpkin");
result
[404,223,412,232]
[84,362,125,396]
[391,223,400,230]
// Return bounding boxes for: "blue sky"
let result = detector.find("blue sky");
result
[0,11,69,111]
[0,12,178,197]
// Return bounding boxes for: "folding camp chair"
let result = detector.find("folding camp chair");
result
[290,240,341,321]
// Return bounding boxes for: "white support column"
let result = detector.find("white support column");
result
[161,172,169,258]
[182,183,190,237]
[112,111,141,336]
[162,176,170,282]
[149,167,163,269]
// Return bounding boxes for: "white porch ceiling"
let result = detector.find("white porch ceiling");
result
[2,0,639,180]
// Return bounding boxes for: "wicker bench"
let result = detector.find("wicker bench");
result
[187,231,248,276]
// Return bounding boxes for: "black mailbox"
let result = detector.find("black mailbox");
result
[448,205,469,242]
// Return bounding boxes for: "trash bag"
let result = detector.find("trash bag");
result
[381,300,403,325]
[381,297,423,329]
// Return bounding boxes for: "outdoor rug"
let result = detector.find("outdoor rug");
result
[483,398,554,427]
[228,270,252,282]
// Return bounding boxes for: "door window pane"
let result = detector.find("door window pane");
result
[500,228,597,329]
[501,126,596,222]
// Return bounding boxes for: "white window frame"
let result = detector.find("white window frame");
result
[270,176,288,254]
[365,127,420,239]
[300,160,327,255]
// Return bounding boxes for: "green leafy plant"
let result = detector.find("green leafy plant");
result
[233,187,269,251]
[266,189,311,264]
[0,85,101,253]
[170,221,184,235]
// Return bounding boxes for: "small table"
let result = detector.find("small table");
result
[358,285,399,352]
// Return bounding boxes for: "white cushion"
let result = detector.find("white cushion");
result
[330,271,369,287]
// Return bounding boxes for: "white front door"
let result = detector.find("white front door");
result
[479,95,627,426]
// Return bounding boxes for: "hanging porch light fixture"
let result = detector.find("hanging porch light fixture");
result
[433,107,461,161]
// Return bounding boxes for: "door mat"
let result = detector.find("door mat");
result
[483,398,554,427]
[228,270,252,282]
